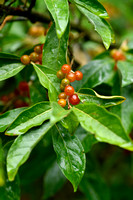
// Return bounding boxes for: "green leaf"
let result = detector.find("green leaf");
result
[72,59,115,91]
[61,112,79,134]
[44,0,69,38]
[32,63,60,101]
[117,61,133,86]
[0,53,25,81]
[29,82,48,105]
[6,102,51,136]
[52,123,86,192]
[42,23,69,71]
[0,140,5,187]
[7,103,70,181]
[7,121,53,181]
[77,6,114,49]
[75,126,97,153]
[0,176,20,200]
[70,0,109,18]
[111,85,133,135]
[50,102,71,124]
[73,103,133,151]
[0,108,26,133]
[78,88,125,107]
[43,161,66,199]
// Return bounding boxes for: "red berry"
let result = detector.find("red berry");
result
[58,99,66,107]
[19,81,29,92]
[75,71,83,81]
[66,72,76,82]
[20,55,30,65]
[29,52,39,62]
[1,95,9,103]
[61,64,71,74]
[69,94,80,105]
[64,85,74,96]
[57,70,65,79]
[111,49,126,61]
[58,92,67,99]
[34,45,42,54]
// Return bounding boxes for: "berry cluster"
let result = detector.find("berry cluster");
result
[0,81,30,109]
[57,64,83,108]
[20,44,44,65]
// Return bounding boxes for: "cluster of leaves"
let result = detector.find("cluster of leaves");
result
[0,0,133,199]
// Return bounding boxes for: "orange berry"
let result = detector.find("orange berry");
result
[58,99,66,107]
[75,71,83,81]
[34,45,42,54]
[61,64,71,74]
[20,55,30,65]
[64,85,74,96]
[58,92,67,99]
[66,72,76,82]
[29,52,39,62]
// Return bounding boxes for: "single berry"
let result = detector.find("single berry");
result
[60,84,65,91]
[110,49,126,61]
[1,95,9,103]
[29,26,45,37]
[64,85,74,96]
[66,72,76,82]
[61,64,71,74]
[69,94,80,105]
[34,45,42,54]
[61,78,70,87]
[19,81,29,92]
[75,71,83,81]
[57,70,65,79]
[35,61,41,65]
[58,92,67,99]
[20,55,30,65]
[29,52,39,62]
[58,99,66,107]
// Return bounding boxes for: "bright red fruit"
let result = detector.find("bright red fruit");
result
[64,85,74,96]
[75,71,83,81]
[61,64,71,74]
[66,72,76,82]
[19,81,29,92]
[69,94,80,105]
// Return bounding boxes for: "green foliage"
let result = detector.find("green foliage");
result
[0,0,133,199]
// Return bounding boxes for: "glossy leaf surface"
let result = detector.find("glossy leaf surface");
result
[77,6,113,49]
[52,124,86,192]
[6,102,51,136]
[73,103,133,150]
[72,59,114,91]
[0,53,25,81]
[0,108,26,133]
[78,88,125,107]
[42,23,69,71]
[75,125,97,153]
[7,121,53,181]
[70,0,108,18]
[32,63,60,101]
[44,0,69,38]
[117,61,133,86]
